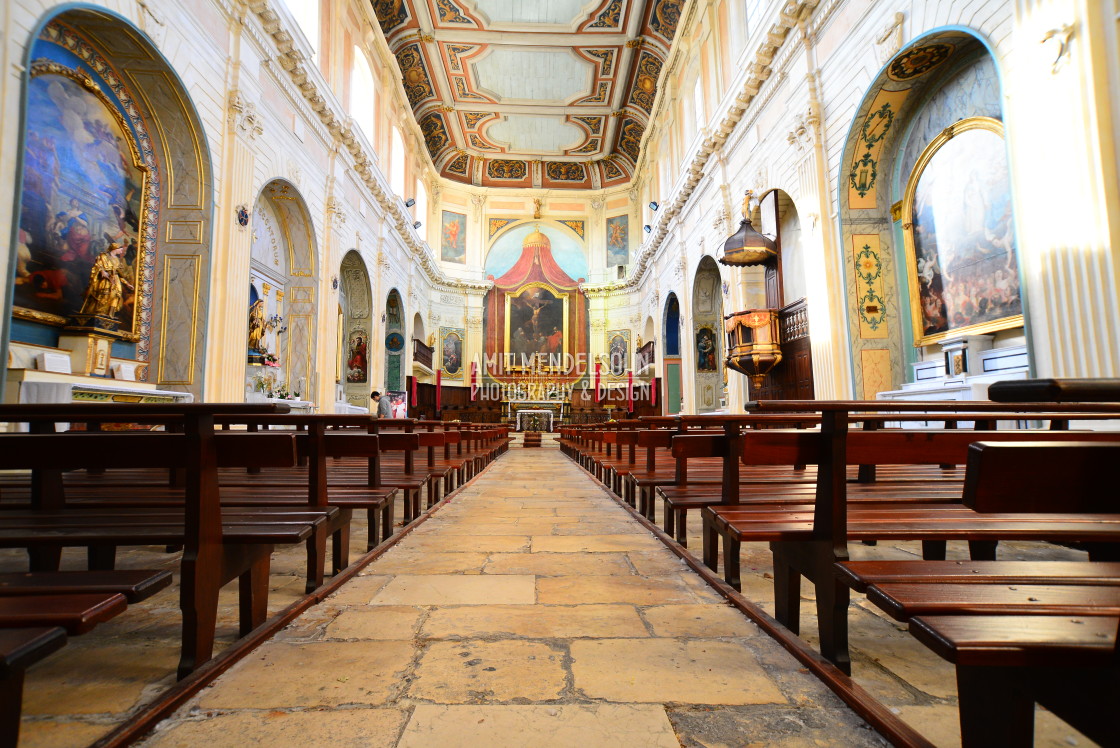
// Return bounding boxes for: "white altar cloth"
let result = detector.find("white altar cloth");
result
[516,409,553,432]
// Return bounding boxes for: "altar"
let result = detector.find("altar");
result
[515,409,554,432]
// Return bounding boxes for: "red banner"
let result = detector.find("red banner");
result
[594,362,601,404]
[470,361,478,401]
[627,371,633,413]
[436,369,442,411]
[652,378,657,408]
[410,375,417,403]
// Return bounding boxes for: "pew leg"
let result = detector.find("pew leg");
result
[815,576,852,676]
[178,552,222,679]
[702,515,719,571]
[722,535,742,592]
[332,527,350,575]
[968,540,998,561]
[239,556,271,637]
[676,509,688,548]
[921,540,947,560]
[87,544,116,571]
[304,525,327,594]
[771,545,802,635]
[956,665,1034,748]
[663,500,675,538]
[367,508,380,553]
[28,546,62,572]
[381,501,395,545]
[0,670,26,748]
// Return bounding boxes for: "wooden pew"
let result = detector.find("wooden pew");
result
[838,440,1120,746]
[695,402,1120,673]
[0,403,326,679]
[1,627,66,746]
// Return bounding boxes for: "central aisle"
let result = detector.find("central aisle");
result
[144,449,879,747]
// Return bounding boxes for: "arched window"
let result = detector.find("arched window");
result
[351,46,376,143]
[390,127,406,196]
[413,177,428,241]
[281,0,319,62]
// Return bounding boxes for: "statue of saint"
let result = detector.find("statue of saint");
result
[248,298,266,353]
[78,242,133,319]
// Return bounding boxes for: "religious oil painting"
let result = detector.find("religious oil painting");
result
[606,215,629,266]
[346,329,368,383]
[441,210,467,263]
[607,330,630,377]
[505,284,568,363]
[903,117,1022,346]
[440,327,465,379]
[695,325,717,371]
[16,70,146,336]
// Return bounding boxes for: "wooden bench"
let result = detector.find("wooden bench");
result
[0,404,326,679]
[695,403,1120,673]
[1,627,66,746]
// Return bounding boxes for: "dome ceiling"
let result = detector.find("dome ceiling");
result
[370,0,685,189]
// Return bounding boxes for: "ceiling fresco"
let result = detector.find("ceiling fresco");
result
[370,0,685,189]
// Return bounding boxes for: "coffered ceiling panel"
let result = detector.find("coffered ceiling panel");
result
[370,0,685,189]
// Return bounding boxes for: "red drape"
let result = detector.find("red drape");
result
[436,369,442,411]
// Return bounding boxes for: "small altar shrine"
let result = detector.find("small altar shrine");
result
[507,400,564,432]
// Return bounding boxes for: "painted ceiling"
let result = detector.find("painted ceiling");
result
[370,0,685,189]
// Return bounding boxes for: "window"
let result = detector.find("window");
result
[281,0,319,62]
[390,127,406,196]
[413,177,429,241]
[351,46,376,143]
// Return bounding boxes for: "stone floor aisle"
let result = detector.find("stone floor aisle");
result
[141,449,884,747]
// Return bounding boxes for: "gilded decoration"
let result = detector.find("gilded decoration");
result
[435,0,473,24]
[17,46,155,345]
[588,0,623,28]
[901,117,1023,346]
[546,162,587,182]
[504,282,570,366]
[888,44,954,81]
[395,44,435,108]
[649,0,684,41]
[854,241,887,334]
[372,0,408,29]
[559,220,586,239]
[576,81,611,105]
[453,77,486,101]
[573,115,604,135]
[601,158,625,180]
[469,133,498,151]
[445,43,474,72]
[568,140,600,155]
[419,111,451,156]
[616,117,645,161]
[629,50,663,113]
[489,218,516,239]
[462,111,490,129]
[585,49,616,76]
[487,159,527,180]
[445,153,470,176]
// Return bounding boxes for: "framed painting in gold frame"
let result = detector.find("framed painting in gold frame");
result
[902,116,1023,346]
[440,326,465,380]
[503,282,569,370]
[14,63,149,340]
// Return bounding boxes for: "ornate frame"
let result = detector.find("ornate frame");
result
[15,60,151,341]
[605,329,630,378]
[440,326,465,379]
[503,281,569,370]
[901,116,1023,346]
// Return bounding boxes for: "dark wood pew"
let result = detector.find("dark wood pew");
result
[0,404,326,679]
[694,403,1120,673]
[1,627,66,746]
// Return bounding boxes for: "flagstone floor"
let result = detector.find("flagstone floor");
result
[139,448,884,747]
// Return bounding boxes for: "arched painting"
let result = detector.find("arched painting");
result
[346,329,368,383]
[902,117,1022,345]
[16,65,147,337]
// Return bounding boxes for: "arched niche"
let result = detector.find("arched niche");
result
[412,312,426,347]
[662,292,682,414]
[339,250,371,408]
[837,29,1022,399]
[692,256,724,413]
[6,6,213,395]
[246,179,318,401]
[384,288,405,391]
